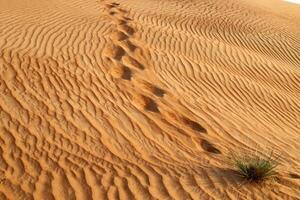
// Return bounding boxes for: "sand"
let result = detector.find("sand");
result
[0,0,300,199]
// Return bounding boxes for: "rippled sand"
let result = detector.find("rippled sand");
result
[0,0,300,199]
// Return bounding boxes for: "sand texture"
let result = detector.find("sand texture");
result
[0,0,300,199]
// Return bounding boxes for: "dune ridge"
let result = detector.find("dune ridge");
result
[0,0,300,199]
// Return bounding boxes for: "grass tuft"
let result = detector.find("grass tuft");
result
[231,151,279,183]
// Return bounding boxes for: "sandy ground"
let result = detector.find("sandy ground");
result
[0,0,300,199]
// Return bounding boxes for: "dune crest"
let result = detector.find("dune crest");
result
[0,0,300,199]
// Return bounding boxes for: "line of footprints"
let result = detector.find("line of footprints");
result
[102,2,221,154]
[103,2,143,80]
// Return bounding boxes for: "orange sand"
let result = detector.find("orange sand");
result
[0,0,300,199]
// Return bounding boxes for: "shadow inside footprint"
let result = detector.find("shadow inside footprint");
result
[122,67,132,80]
[119,24,135,35]
[115,19,127,25]
[145,100,159,113]
[119,40,136,52]
[133,94,160,113]
[111,3,120,6]
[153,87,165,97]
[118,8,127,13]
[109,11,117,16]
[110,31,128,41]
[103,44,125,60]
[182,118,207,133]
[122,55,144,70]
[201,139,221,154]
[289,173,300,179]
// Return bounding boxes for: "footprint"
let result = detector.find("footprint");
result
[118,24,135,35]
[132,94,159,112]
[105,3,119,8]
[105,4,116,9]
[289,173,300,179]
[110,64,132,80]
[200,139,221,154]
[0,178,6,184]
[122,55,144,70]
[162,111,207,136]
[145,100,159,112]
[110,31,128,41]
[102,44,125,60]
[122,17,132,21]
[117,8,127,13]
[118,40,136,52]
[109,11,117,16]
[134,79,165,97]
[182,117,207,133]
[112,19,127,25]
[109,8,126,16]
[152,87,165,97]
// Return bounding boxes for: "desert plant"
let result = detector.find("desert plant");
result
[231,151,279,183]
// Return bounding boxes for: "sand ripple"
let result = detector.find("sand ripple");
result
[0,0,300,199]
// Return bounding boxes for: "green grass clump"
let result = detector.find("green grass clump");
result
[231,151,279,183]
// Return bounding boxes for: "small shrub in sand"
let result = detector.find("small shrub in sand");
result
[231,151,279,183]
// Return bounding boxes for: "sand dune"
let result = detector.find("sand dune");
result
[0,0,300,199]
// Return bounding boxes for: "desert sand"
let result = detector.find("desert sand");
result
[0,0,300,199]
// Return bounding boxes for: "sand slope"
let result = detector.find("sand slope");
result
[0,0,300,199]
